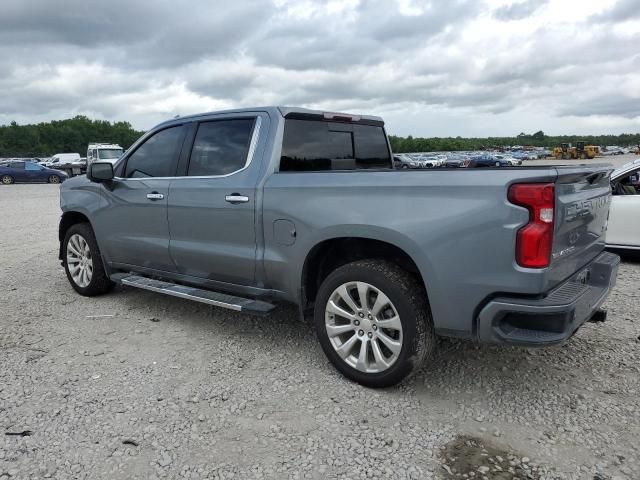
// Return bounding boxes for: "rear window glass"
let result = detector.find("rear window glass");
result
[280,119,390,171]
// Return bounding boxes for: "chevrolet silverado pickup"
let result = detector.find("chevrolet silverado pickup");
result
[58,107,619,387]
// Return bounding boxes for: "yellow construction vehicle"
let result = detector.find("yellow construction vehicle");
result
[553,143,575,159]
[553,142,599,160]
[575,141,599,159]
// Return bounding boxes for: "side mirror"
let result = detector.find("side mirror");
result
[88,161,114,183]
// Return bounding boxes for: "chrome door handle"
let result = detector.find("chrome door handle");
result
[146,192,164,200]
[225,194,249,204]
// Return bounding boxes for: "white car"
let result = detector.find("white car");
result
[607,158,640,250]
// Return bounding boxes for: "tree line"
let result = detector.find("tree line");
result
[389,130,640,153]
[0,116,144,157]
[1,117,639,157]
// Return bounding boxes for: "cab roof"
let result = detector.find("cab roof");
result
[155,106,384,128]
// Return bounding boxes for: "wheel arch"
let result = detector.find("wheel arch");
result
[300,236,431,312]
[58,211,93,260]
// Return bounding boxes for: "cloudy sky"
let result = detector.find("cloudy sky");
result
[0,0,638,137]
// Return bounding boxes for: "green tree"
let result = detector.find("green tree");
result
[0,116,145,157]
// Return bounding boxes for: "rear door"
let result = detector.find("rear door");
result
[94,123,187,272]
[167,113,266,285]
[8,162,27,182]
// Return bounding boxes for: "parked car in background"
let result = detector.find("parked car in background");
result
[493,154,521,166]
[607,158,640,250]
[443,154,469,168]
[465,154,512,168]
[414,154,446,168]
[393,154,421,169]
[0,160,68,184]
[602,146,625,156]
[58,106,618,388]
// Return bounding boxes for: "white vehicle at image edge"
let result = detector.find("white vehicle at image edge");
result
[607,158,640,250]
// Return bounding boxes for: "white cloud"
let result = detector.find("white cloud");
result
[0,0,637,136]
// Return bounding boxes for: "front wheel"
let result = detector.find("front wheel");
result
[48,175,61,184]
[314,260,435,388]
[1,174,14,185]
[63,223,114,296]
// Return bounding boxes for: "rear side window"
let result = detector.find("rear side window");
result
[187,119,255,176]
[25,162,41,170]
[280,119,390,171]
[11,162,25,170]
[125,125,185,178]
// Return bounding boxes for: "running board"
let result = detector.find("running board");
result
[111,274,276,316]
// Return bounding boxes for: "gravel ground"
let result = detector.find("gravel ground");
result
[1,181,639,480]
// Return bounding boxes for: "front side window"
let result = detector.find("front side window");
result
[613,168,640,195]
[187,119,255,176]
[280,119,391,171]
[124,125,185,178]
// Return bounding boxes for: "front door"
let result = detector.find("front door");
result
[608,165,640,248]
[168,115,264,285]
[93,124,187,272]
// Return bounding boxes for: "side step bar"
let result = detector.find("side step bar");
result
[111,274,276,316]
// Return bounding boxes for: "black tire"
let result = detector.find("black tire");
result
[63,223,114,296]
[48,175,61,184]
[1,174,14,185]
[314,260,435,388]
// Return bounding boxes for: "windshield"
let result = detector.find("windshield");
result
[612,159,640,179]
[98,149,123,160]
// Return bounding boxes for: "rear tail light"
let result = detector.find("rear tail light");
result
[508,183,555,268]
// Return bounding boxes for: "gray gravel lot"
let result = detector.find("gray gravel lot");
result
[1,171,639,479]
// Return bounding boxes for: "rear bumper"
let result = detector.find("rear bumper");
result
[477,251,620,346]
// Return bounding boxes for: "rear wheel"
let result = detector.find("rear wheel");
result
[63,223,114,296]
[1,175,14,185]
[314,260,435,388]
[48,175,60,184]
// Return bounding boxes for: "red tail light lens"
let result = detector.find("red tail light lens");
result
[508,183,555,268]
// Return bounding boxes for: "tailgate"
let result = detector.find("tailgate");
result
[548,164,613,286]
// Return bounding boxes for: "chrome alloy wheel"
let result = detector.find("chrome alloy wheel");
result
[66,234,93,288]
[325,281,403,373]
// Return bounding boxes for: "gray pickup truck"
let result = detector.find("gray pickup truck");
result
[58,107,619,387]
